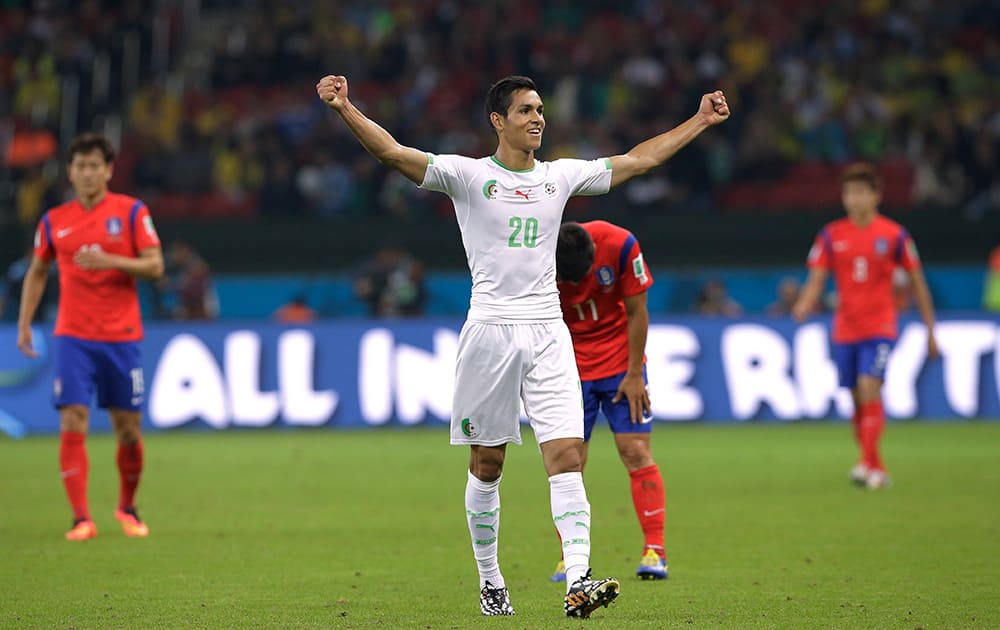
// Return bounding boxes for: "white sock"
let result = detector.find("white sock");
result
[550,471,591,590]
[466,471,504,589]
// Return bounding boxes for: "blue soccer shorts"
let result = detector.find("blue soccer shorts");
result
[53,336,144,410]
[581,366,652,442]
[832,337,895,389]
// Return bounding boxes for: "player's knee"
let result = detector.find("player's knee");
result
[471,461,503,482]
[546,444,583,475]
[116,427,142,445]
[470,449,505,481]
[110,412,142,443]
[59,406,89,432]
[856,377,883,403]
[619,447,653,471]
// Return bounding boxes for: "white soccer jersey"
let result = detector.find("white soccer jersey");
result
[420,154,612,322]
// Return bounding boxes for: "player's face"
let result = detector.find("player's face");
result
[68,149,113,199]
[841,180,880,219]
[500,89,545,151]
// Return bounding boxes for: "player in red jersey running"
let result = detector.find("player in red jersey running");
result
[792,163,939,489]
[17,133,165,539]
[553,220,667,580]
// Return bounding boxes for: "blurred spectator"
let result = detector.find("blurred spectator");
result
[273,294,317,324]
[12,37,59,122]
[4,118,57,169]
[158,242,218,320]
[766,276,802,317]
[16,165,60,229]
[353,245,426,317]
[297,150,354,218]
[984,244,1000,312]
[259,155,305,216]
[128,81,182,149]
[695,280,743,318]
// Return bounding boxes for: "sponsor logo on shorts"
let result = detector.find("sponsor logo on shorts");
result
[461,417,476,437]
[53,378,62,398]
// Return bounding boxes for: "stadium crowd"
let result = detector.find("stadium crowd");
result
[2,0,998,231]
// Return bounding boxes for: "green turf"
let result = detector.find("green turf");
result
[1,422,998,629]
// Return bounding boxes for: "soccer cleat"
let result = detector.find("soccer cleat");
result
[849,463,869,486]
[65,518,97,541]
[636,548,668,580]
[865,470,891,490]
[550,559,567,582]
[480,580,515,616]
[115,507,149,538]
[564,569,620,618]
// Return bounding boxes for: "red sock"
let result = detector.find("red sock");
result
[117,439,144,510]
[851,409,862,447]
[858,400,886,472]
[629,464,666,558]
[59,431,90,521]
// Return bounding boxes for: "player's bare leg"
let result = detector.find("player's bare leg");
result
[110,409,148,537]
[60,405,95,540]
[541,437,619,616]
[856,376,890,489]
[467,444,513,615]
[614,433,668,579]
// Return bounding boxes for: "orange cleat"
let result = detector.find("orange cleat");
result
[65,519,97,541]
[115,507,149,538]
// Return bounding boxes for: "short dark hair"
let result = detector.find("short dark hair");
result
[840,162,881,191]
[485,75,537,129]
[556,222,595,283]
[67,133,115,165]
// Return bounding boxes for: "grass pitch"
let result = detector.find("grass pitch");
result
[1,422,998,629]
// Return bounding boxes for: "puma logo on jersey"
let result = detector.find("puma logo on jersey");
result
[514,189,531,201]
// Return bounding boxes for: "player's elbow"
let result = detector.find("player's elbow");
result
[376,144,407,168]
[147,258,165,280]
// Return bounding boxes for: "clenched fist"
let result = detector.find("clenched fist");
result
[699,90,730,126]
[317,75,349,111]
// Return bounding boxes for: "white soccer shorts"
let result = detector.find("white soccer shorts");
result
[450,320,584,446]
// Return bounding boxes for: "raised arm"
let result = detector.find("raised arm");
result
[608,91,730,189]
[316,75,429,185]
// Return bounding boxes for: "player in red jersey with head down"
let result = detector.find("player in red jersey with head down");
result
[792,163,939,489]
[17,133,165,540]
[554,220,668,580]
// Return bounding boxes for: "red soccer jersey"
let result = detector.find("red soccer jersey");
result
[558,221,653,380]
[807,214,919,343]
[34,192,161,341]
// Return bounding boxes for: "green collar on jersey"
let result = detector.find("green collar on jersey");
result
[490,155,536,173]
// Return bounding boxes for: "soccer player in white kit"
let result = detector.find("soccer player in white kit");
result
[317,73,730,618]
